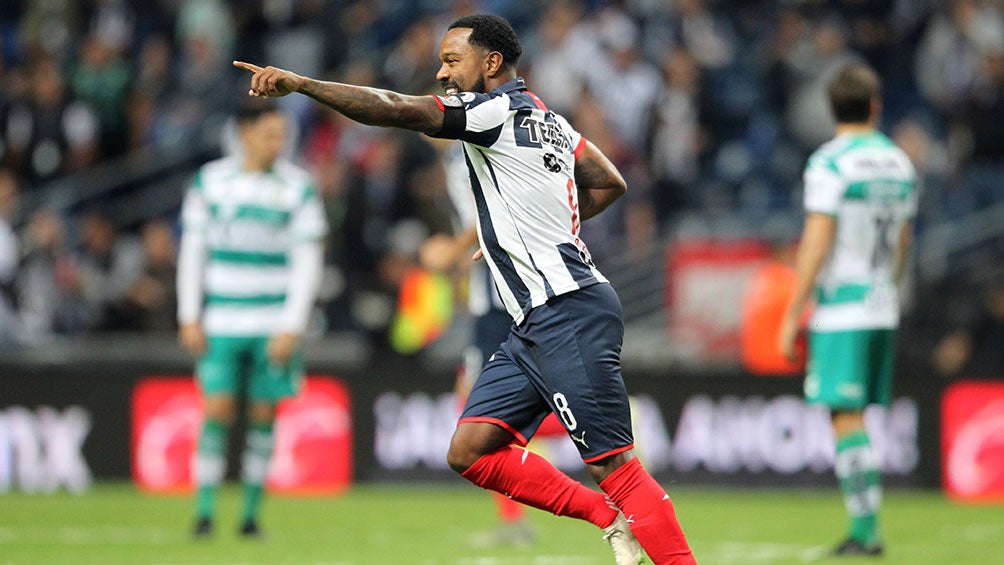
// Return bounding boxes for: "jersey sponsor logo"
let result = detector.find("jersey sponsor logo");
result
[854,156,901,173]
[514,110,573,151]
[543,152,563,173]
[570,430,589,449]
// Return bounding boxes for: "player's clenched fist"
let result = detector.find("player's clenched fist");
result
[233,60,304,98]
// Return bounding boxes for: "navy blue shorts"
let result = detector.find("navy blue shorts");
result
[459,283,634,463]
[459,308,514,391]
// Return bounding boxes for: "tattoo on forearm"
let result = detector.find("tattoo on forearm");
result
[577,187,599,220]
[300,80,441,133]
[574,154,611,190]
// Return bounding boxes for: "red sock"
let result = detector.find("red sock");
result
[493,491,525,523]
[599,457,695,565]
[462,445,618,528]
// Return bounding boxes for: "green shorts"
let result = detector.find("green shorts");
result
[804,328,896,410]
[196,336,303,402]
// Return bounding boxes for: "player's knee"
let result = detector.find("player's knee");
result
[446,437,478,474]
[586,450,635,484]
[203,396,237,426]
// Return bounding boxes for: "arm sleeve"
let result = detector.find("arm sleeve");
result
[428,93,508,146]
[277,185,328,333]
[176,229,206,324]
[180,174,210,231]
[277,240,324,333]
[803,162,846,215]
[905,160,919,219]
[176,186,209,324]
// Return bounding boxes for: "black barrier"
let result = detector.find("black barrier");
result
[0,342,944,491]
[354,355,942,488]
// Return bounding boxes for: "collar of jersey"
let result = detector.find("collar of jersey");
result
[491,77,528,95]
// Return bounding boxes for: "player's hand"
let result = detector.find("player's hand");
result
[179,322,206,356]
[233,60,304,98]
[471,248,484,262]
[268,332,300,365]
[778,315,801,362]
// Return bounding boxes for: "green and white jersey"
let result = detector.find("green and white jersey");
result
[180,157,327,336]
[803,131,916,332]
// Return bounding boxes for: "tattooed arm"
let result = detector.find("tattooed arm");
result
[233,61,444,135]
[574,140,627,221]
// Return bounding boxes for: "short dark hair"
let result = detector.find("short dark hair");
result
[448,14,522,71]
[236,98,281,125]
[827,62,881,124]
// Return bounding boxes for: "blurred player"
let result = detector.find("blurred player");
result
[235,13,694,564]
[780,62,916,557]
[177,101,327,538]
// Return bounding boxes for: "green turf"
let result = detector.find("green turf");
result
[0,483,1001,564]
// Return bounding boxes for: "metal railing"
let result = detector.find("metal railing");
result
[15,126,223,230]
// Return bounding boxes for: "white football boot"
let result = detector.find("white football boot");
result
[603,512,644,564]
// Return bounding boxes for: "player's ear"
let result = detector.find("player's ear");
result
[485,51,504,78]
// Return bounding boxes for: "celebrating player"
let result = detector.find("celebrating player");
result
[780,62,916,557]
[235,13,695,565]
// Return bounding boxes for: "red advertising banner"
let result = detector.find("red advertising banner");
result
[131,376,351,494]
[942,381,1004,501]
[667,239,771,362]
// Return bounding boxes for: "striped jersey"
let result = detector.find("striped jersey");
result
[431,77,607,325]
[442,142,505,317]
[180,156,327,336]
[803,131,917,331]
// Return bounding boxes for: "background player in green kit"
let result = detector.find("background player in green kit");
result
[176,101,327,538]
[779,62,916,557]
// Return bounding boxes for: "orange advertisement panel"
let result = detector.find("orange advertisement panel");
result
[942,381,1004,501]
[739,262,808,376]
[131,376,352,495]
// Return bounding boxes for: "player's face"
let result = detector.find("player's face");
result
[437,28,487,94]
[241,111,287,168]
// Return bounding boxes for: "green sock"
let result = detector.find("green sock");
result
[834,431,882,545]
[240,421,274,523]
[195,419,229,520]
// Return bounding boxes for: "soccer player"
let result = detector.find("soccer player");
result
[779,62,916,557]
[420,143,536,547]
[177,101,328,538]
[235,13,695,565]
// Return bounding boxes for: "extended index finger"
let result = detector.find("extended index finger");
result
[233,60,263,73]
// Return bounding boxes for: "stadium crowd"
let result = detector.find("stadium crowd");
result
[0,0,1001,378]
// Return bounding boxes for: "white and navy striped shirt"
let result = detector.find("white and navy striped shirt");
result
[431,77,607,325]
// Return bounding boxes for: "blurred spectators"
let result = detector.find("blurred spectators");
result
[0,0,997,367]
[76,209,144,331]
[15,208,90,342]
[71,30,132,159]
[105,218,177,332]
[381,17,442,95]
[3,54,99,188]
[522,0,594,118]
[952,19,1004,214]
[0,168,19,344]
[932,277,1004,379]
[650,47,705,223]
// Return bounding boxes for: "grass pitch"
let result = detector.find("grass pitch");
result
[1,483,1001,564]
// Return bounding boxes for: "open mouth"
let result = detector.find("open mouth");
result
[444,84,459,95]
